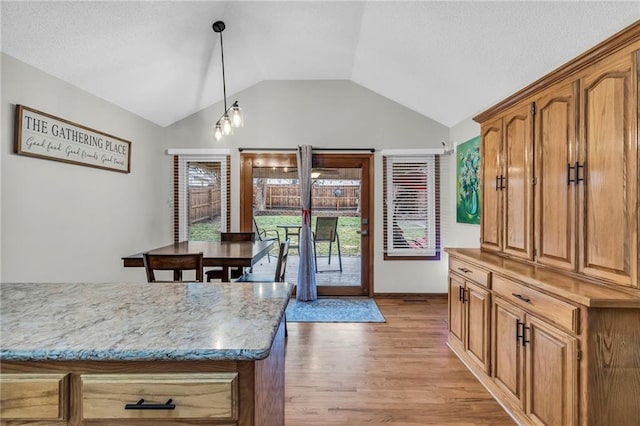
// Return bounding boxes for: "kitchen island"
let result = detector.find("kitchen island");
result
[0,281,293,425]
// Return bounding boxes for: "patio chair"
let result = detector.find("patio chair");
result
[143,252,204,283]
[313,216,342,272]
[253,217,280,262]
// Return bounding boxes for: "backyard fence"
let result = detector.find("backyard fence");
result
[189,187,221,224]
[254,184,359,211]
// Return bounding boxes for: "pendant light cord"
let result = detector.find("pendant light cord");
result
[219,30,228,113]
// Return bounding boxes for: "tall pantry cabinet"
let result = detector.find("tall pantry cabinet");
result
[480,103,534,260]
[483,42,638,288]
[577,50,638,287]
[447,21,640,426]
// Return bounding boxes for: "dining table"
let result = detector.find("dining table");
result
[122,240,274,282]
[277,224,302,253]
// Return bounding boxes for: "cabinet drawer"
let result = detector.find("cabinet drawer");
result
[80,373,238,421]
[450,258,491,287]
[493,275,579,333]
[0,373,68,420]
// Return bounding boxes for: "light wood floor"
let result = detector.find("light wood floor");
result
[284,297,515,425]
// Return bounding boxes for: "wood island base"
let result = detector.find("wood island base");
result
[1,321,285,426]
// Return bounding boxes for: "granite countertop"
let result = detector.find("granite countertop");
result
[0,281,293,362]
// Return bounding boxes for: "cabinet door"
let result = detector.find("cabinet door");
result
[481,118,503,252]
[579,51,638,287]
[448,274,465,347]
[535,81,578,271]
[465,281,491,374]
[492,297,524,409]
[502,103,534,260]
[525,316,578,426]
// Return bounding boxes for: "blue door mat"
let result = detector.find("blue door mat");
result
[285,298,385,323]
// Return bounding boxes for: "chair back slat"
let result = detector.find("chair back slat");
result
[274,240,290,282]
[221,232,255,242]
[143,252,203,282]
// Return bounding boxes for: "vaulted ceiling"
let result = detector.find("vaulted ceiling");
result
[2,2,638,128]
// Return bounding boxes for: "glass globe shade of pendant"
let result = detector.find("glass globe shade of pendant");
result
[214,124,223,141]
[221,115,232,135]
[231,105,243,127]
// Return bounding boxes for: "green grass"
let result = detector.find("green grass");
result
[189,220,221,241]
[189,215,362,256]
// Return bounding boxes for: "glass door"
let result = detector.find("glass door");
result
[240,152,372,296]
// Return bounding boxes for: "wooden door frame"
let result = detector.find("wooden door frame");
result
[240,152,374,297]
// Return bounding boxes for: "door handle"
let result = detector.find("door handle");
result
[360,230,368,236]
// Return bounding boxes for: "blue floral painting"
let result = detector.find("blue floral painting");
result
[456,136,480,224]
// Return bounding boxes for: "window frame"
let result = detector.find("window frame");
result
[171,150,230,243]
[382,152,441,261]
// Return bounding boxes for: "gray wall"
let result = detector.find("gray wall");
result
[167,80,453,293]
[2,59,467,292]
[446,115,482,250]
[1,53,170,282]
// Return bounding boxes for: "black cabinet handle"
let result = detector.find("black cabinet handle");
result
[512,293,531,303]
[495,175,500,191]
[522,324,530,347]
[499,175,506,190]
[124,398,176,410]
[576,162,584,184]
[458,286,467,303]
[457,267,472,274]
[515,319,530,346]
[568,162,585,185]
[567,163,575,185]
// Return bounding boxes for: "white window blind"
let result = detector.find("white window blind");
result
[384,154,437,257]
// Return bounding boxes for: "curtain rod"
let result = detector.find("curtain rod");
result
[237,147,375,153]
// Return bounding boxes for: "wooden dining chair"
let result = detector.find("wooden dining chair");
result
[143,252,204,283]
[205,232,256,282]
[313,216,342,272]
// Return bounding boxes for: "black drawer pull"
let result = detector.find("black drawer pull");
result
[457,267,472,274]
[125,398,176,410]
[512,293,531,303]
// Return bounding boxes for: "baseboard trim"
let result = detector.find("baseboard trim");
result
[373,293,447,300]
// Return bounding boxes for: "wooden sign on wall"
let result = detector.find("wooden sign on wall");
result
[14,105,131,173]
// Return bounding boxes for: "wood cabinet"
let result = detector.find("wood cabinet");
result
[492,276,578,426]
[525,314,578,426]
[534,80,578,272]
[0,321,286,426]
[535,48,638,287]
[452,21,640,426]
[492,297,524,408]
[447,273,465,345]
[0,374,69,422]
[480,117,503,252]
[577,49,638,288]
[80,373,238,421]
[448,259,491,374]
[480,103,534,260]
[446,248,640,426]
[478,24,639,289]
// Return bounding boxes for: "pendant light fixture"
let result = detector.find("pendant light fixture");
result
[212,20,243,142]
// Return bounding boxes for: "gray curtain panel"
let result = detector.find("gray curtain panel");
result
[296,145,317,301]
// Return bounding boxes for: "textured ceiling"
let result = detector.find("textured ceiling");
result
[2,1,638,127]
